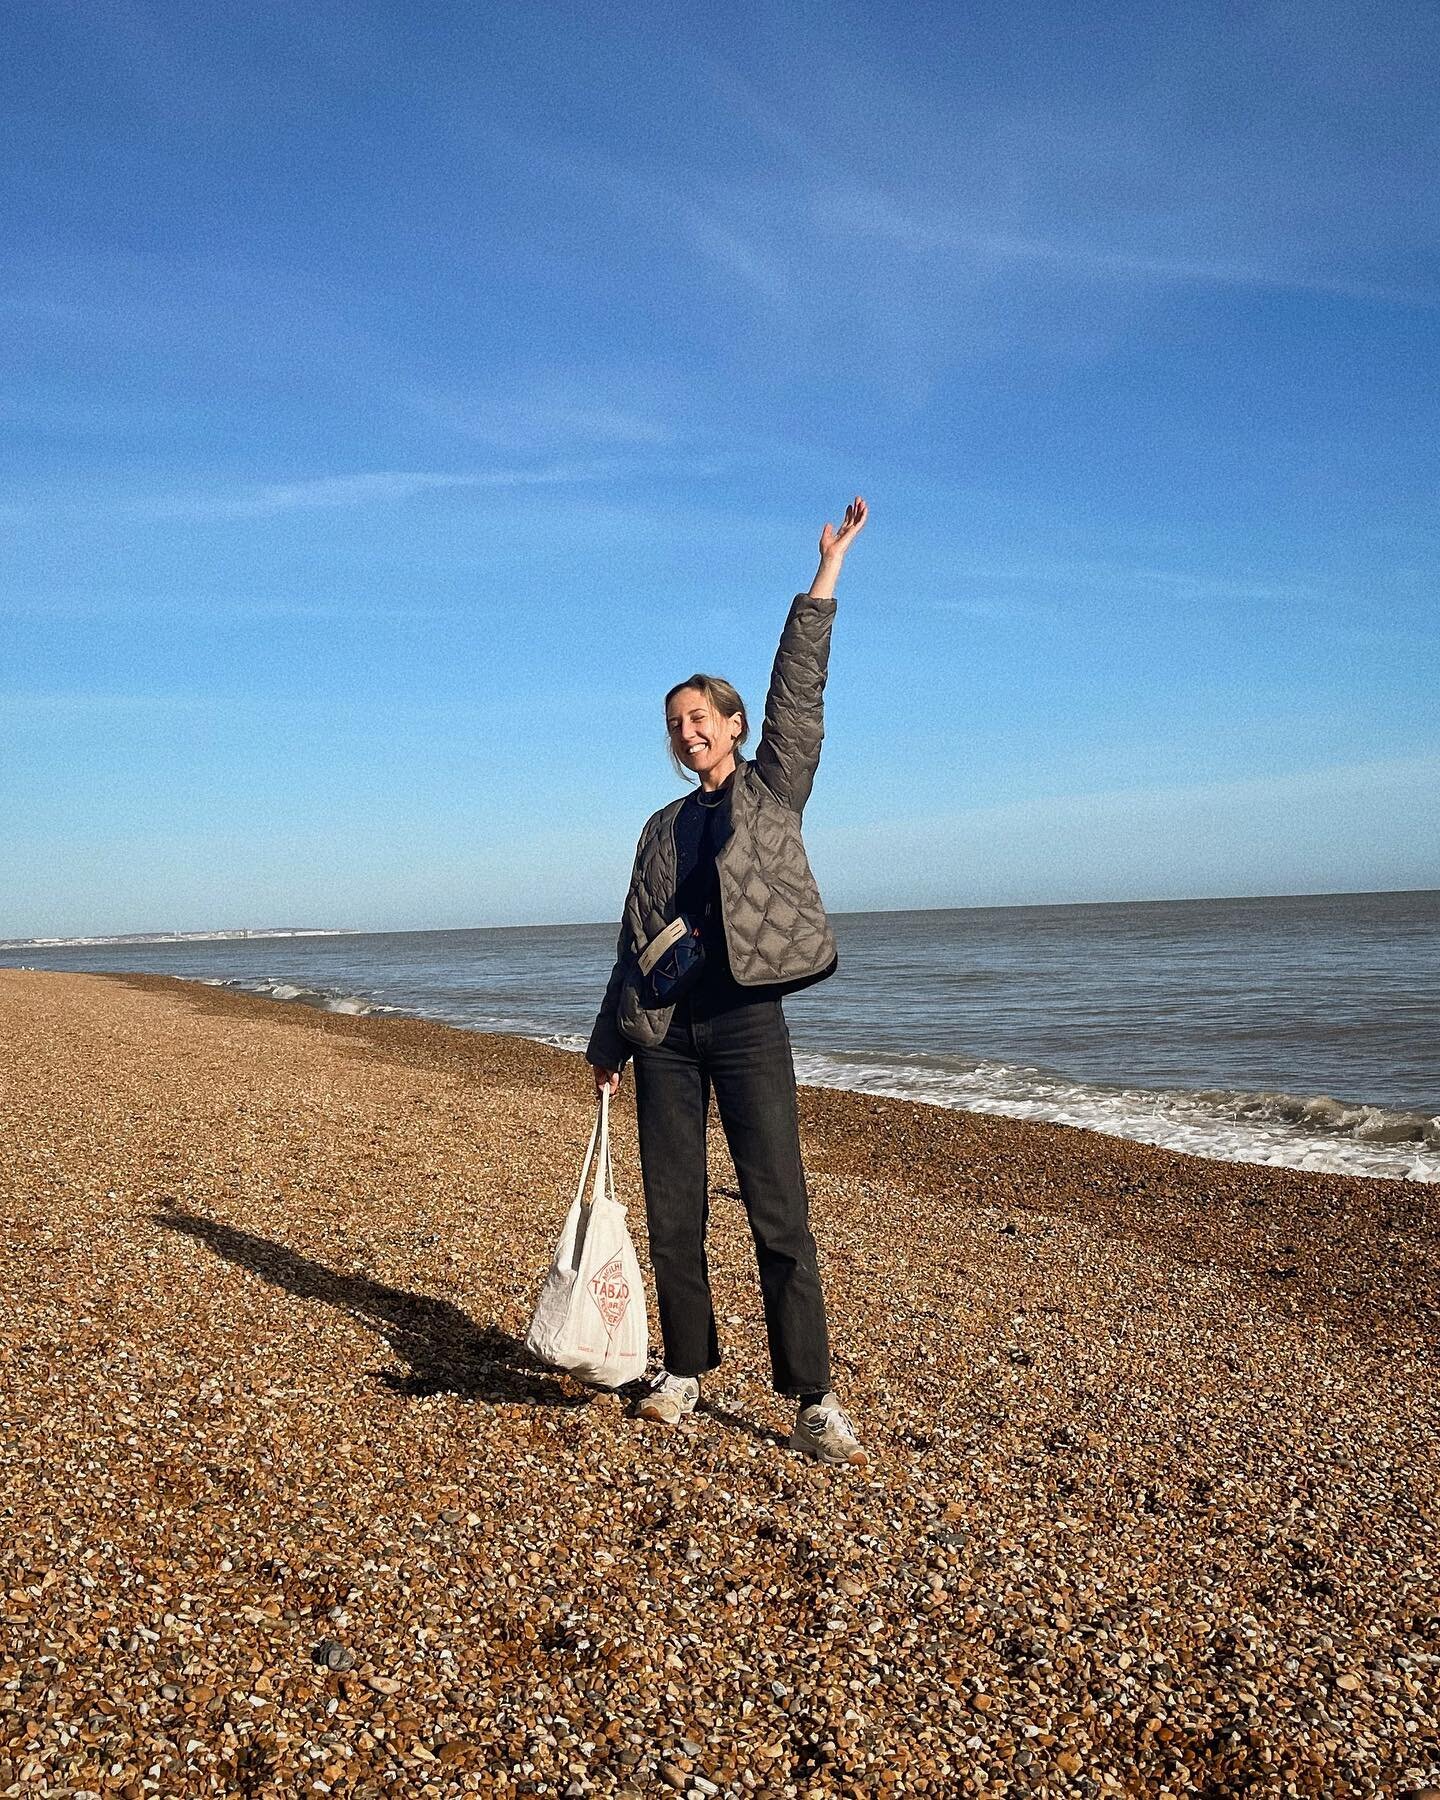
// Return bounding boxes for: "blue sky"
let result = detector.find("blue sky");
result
[4,0,1437,936]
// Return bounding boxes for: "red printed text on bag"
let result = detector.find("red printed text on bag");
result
[587,1253,632,1332]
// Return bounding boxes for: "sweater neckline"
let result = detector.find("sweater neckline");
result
[692,770,735,808]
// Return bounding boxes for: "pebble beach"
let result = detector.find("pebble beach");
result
[2,968,1437,1800]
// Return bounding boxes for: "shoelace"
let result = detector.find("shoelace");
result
[807,1401,857,1440]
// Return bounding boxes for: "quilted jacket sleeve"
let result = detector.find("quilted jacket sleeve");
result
[752,593,837,816]
[585,935,633,1071]
[585,836,645,1070]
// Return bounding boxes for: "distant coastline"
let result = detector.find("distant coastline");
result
[0,927,361,950]
[8,885,1434,955]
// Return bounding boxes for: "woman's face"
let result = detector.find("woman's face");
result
[666,687,741,783]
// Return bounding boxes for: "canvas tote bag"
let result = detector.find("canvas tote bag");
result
[525,1086,648,1388]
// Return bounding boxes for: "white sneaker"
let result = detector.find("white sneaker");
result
[637,1370,700,1426]
[789,1392,869,1467]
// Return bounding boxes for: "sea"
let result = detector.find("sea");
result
[6,889,1438,1183]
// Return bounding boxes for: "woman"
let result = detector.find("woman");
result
[586,496,868,1467]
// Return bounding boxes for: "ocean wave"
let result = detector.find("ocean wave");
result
[194,976,1439,1182]
[1191,1086,1439,1146]
[784,1049,1440,1184]
[200,975,396,1018]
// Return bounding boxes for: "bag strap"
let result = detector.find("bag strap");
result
[606,1096,619,1207]
[593,1086,614,1210]
[573,1087,616,1213]
[637,914,688,978]
[572,1087,603,1212]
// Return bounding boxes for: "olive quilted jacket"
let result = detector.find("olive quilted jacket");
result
[586,592,839,1068]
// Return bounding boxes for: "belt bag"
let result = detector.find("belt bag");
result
[636,913,707,1008]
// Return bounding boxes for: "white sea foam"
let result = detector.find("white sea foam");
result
[208,976,383,1017]
[786,1049,1440,1183]
[193,975,1440,1184]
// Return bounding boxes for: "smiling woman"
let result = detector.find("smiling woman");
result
[664,675,749,787]
[586,497,869,1467]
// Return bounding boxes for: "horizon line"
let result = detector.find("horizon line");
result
[4,882,1437,946]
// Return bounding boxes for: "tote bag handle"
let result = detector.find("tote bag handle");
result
[572,1086,616,1215]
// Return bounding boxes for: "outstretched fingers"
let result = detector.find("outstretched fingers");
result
[817,494,868,564]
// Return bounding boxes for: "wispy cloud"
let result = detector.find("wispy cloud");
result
[0,691,216,719]
[480,122,792,311]
[868,751,1440,833]
[0,595,497,622]
[99,461,625,522]
[0,248,408,398]
[927,597,1027,622]
[829,198,1440,310]
[406,370,677,453]
[669,200,790,305]
[947,559,1332,608]
[810,751,1440,908]
[0,686,659,727]
[679,30,1440,335]
[921,556,1440,638]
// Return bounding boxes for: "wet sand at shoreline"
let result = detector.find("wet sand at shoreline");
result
[2,968,1437,1798]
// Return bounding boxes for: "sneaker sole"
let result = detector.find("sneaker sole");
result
[637,1399,698,1425]
[788,1430,869,1468]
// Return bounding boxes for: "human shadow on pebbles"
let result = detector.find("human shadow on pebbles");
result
[151,1204,591,1409]
[696,1398,786,1449]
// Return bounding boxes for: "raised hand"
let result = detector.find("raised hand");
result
[819,495,868,563]
[810,495,868,599]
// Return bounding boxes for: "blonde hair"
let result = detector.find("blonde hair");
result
[664,674,749,783]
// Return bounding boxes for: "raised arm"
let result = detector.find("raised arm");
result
[753,496,867,814]
[807,495,867,602]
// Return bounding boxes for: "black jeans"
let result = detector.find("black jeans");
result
[632,997,832,1396]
